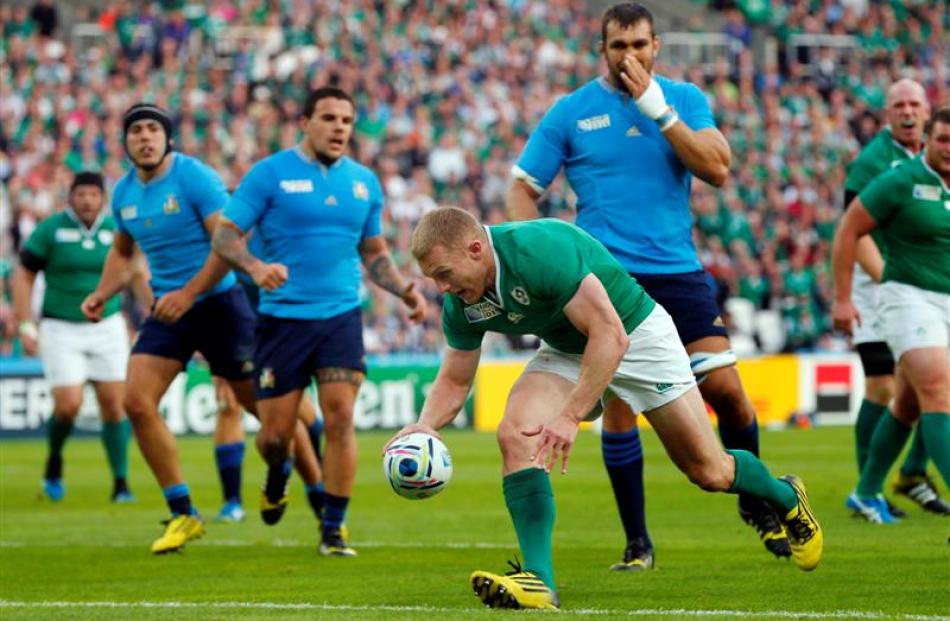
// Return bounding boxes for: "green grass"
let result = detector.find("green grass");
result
[1,427,948,620]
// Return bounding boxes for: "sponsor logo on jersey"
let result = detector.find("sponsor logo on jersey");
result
[713,316,725,327]
[241,360,254,374]
[162,195,180,215]
[463,302,501,323]
[912,184,941,201]
[353,181,369,200]
[280,179,314,193]
[510,286,530,305]
[98,230,114,245]
[55,229,81,242]
[507,312,525,323]
[626,125,641,137]
[577,114,611,132]
[325,195,338,206]
[120,205,138,220]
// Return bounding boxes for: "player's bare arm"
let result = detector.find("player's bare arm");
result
[620,55,730,187]
[855,235,884,283]
[524,274,630,474]
[152,212,232,324]
[11,265,39,355]
[831,198,878,335]
[384,346,481,451]
[359,234,427,322]
[506,178,543,221]
[212,217,288,291]
[82,231,137,322]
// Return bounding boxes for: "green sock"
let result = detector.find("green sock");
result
[919,413,950,489]
[855,400,887,473]
[726,449,798,514]
[503,468,556,590]
[101,419,131,479]
[899,423,929,478]
[856,414,911,497]
[47,416,74,460]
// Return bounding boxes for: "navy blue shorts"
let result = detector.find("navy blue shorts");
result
[630,271,728,346]
[254,306,366,399]
[132,286,256,380]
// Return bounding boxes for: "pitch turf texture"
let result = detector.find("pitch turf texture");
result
[1,427,947,621]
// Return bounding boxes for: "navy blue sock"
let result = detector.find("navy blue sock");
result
[308,418,324,463]
[264,459,291,503]
[602,428,651,549]
[163,483,195,516]
[322,492,349,535]
[215,442,244,504]
[718,418,763,511]
[306,482,325,520]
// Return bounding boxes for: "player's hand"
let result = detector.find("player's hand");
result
[402,282,427,323]
[522,412,580,475]
[831,299,861,336]
[383,422,441,454]
[81,292,106,322]
[153,289,196,324]
[250,262,288,291]
[19,330,38,357]
[619,54,651,99]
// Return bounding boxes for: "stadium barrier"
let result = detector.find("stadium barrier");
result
[0,353,862,437]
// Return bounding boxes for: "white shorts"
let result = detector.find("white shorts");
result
[523,304,696,418]
[878,281,950,360]
[39,313,129,387]
[851,267,886,345]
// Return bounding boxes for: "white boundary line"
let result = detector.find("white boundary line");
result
[0,600,946,620]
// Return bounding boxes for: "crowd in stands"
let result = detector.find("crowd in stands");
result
[0,0,946,357]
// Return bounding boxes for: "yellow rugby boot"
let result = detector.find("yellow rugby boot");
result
[779,475,823,571]
[151,514,205,554]
[470,559,559,610]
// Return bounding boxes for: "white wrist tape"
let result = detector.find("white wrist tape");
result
[635,78,669,120]
[18,320,38,341]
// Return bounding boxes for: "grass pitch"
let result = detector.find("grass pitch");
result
[1,426,948,620]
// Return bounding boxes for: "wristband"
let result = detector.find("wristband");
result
[656,108,679,132]
[18,320,38,341]
[634,78,669,120]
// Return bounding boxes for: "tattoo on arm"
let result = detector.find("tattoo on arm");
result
[366,253,407,298]
[212,221,256,273]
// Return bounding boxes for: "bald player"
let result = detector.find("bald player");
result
[840,80,949,521]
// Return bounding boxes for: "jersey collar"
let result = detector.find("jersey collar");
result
[293,145,345,173]
[134,153,177,187]
[884,126,921,159]
[919,151,950,195]
[482,225,505,309]
[64,207,106,237]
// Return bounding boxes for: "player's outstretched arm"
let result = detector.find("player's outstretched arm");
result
[10,265,39,355]
[82,231,136,322]
[524,274,629,474]
[506,178,543,221]
[384,346,480,451]
[831,198,878,335]
[359,235,426,322]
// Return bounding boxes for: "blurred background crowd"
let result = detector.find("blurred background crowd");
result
[0,0,946,357]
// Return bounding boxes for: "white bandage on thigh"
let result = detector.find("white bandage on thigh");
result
[689,350,737,384]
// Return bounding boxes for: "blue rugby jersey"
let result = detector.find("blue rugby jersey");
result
[111,153,236,297]
[515,75,716,274]
[224,147,384,319]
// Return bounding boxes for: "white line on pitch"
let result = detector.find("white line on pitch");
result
[0,600,946,620]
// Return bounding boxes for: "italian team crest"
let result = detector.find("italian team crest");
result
[162,195,181,215]
[352,181,369,200]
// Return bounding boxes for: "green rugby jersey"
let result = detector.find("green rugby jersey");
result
[441,219,656,353]
[21,210,121,322]
[859,155,950,294]
[844,127,918,256]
